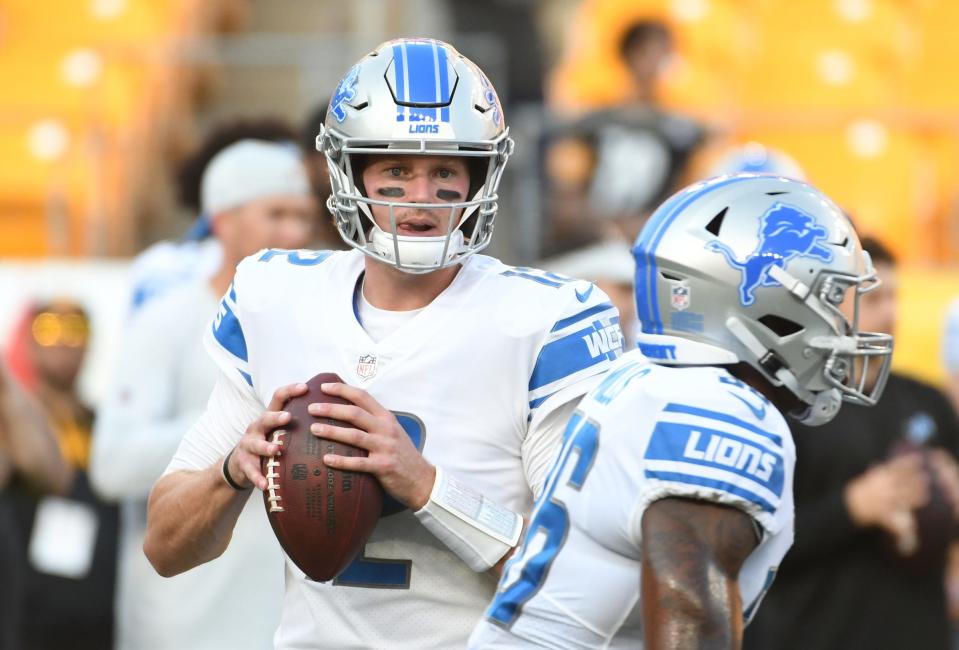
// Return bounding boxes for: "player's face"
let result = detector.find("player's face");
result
[856,261,898,336]
[230,194,316,257]
[360,155,471,237]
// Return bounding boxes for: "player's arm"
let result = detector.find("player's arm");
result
[90,299,201,500]
[0,360,72,494]
[641,497,758,650]
[144,377,306,577]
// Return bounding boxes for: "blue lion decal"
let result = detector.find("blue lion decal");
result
[706,202,833,306]
[329,66,359,123]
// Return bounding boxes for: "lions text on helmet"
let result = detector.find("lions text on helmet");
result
[319,39,514,273]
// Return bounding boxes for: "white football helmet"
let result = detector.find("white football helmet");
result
[318,38,513,273]
[633,174,893,425]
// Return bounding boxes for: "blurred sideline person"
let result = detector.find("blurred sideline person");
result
[543,19,708,256]
[129,118,300,312]
[470,175,893,648]
[944,297,959,416]
[143,39,623,649]
[7,301,118,649]
[745,237,959,650]
[0,335,71,650]
[90,140,314,649]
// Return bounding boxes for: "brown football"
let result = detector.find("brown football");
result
[261,372,383,581]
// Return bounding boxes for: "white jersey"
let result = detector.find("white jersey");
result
[168,248,624,649]
[470,351,796,649]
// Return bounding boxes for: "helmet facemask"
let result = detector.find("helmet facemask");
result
[317,39,513,274]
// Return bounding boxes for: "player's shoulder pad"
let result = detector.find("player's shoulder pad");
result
[641,366,793,531]
[232,248,338,308]
[489,262,620,331]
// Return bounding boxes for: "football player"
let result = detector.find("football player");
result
[469,174,894,648]
[142,39,623,648]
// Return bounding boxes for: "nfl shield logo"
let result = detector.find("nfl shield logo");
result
[356,354,377,380]
[670,285,690,311]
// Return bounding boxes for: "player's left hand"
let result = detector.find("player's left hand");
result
[308,382,435,510]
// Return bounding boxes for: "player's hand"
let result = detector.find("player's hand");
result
[308,382,436,510]
[226,382,309,491]
[844,452,929,555]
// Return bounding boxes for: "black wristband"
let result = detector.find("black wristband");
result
[221,449,249,491]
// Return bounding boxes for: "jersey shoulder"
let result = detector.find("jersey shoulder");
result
[232,248,354,308]
[472,256,620,334]
[592,361,794,535]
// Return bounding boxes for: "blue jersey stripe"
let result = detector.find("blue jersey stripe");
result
[644,469,776,513]
[663,403,782,444]
[239,370,253,387]
[530,324,617,391]
[550,302,615,333]
[212,301,248,362]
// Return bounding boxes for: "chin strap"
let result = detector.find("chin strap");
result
[370,228,465,268]
[726,316,841,426]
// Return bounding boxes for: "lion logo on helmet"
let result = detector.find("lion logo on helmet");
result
[706,202,834,306]
[329,66,360,123]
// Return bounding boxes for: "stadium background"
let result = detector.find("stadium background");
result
[0,0,957,405]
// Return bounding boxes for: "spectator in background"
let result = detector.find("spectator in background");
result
[90,140,314,649]
[6,301,118,650]
[744,237,959,650]
[0,347,71,650]
[543,18,708,256]
[129,117,299,312]
[299,101,342,248]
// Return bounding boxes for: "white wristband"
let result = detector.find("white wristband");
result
[414,467,524,572]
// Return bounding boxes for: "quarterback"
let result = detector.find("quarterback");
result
[470,175,894,648]
[143,39,623,648]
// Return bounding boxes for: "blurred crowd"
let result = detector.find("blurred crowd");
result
[3,6,959,650]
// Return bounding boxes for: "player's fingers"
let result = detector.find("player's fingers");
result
[249,410,292,436]
[240,433,284,459]
[267,382,309,412]
[323,452,373,474]
[310,422,370,449]
[308,402,376,432]
[320,382,389,417]
[233,449,268,490]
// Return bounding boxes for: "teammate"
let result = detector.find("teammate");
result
[143,39,623,648]
[469,174,895,648]
[91,140,314,649]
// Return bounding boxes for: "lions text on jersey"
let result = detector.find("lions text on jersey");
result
[177,248,623,649]
[470,350,795,649]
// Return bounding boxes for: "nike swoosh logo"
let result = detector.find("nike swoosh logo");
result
[574,284,594,303]
[729,392,766,420]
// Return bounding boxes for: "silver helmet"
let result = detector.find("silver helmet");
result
[633,174,893,425]
[318,38,513,273]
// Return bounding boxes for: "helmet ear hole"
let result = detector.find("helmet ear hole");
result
[758,315,804,337]
[704,207,727,236]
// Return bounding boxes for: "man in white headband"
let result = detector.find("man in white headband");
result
[91,139,313,649]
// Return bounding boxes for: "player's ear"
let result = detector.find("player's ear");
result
[209,208,237,241]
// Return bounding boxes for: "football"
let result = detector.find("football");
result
[261,372,384,581]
